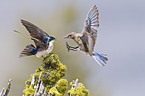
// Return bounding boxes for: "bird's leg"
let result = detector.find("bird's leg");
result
[42,55,46,60]
[66,42,79,51]
[68,46,79,51]
[41,55,45,60]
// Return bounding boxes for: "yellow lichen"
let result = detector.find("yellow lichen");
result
[68,81,89,96]
[23,86,35,96]
[48,87,63,96]
[56,79,68,94]
[23,53,67,95]
[23,54,89,96]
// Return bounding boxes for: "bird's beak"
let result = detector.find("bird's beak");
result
[64,36,68,39]
[50,36,56,41]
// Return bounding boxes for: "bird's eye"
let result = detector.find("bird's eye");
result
[44,38,48,42]
[43,37,49,44]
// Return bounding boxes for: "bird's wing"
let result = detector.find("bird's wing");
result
[33,39,48,51]
[82,5,99,48]
[21,19,49,42]
[14,30,47,48]
[81,32,94,56]
[80,33,89,53]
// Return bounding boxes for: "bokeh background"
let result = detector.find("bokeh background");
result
[0,0,145,96]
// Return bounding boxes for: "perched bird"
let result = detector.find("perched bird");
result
[15,20,55,58]
[64,5,108,66]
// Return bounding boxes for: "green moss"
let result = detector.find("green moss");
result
[48,87,63,96]
[56,79,68,94]
[68,80,89,96]
[25,80,31,89]
[23,53,67,95]
[23,53,89,96]
[23,86,35,96]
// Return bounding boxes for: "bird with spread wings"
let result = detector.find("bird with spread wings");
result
[64,5,108,66]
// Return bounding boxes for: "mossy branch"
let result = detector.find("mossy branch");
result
[68,79,89,96]
[0,54,89,96]
[23,53,67,96]
[22,53,89,96]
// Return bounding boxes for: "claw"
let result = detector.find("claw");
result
[66,42,70,52]
[66,42,79,51]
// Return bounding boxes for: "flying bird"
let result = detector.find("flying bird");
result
[64,5,108,66]
[15,20,55,58]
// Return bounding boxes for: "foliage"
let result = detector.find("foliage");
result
[23,53,67,95]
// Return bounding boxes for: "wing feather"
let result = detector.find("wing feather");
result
[81,5,99,55]
[21,20,49,48]
[21,19,49,42]
[83,5,99,33]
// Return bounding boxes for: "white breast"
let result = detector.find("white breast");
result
[36,40,54,58]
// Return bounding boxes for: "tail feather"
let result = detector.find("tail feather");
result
[92,51,108,66]
[19,44,37,57]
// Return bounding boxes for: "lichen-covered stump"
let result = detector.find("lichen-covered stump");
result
[68,79,89,96]
[23,53,67,96]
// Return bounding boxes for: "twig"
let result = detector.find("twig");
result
[0,79,12,96]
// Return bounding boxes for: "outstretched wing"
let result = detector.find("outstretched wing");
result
[83,5,99,31]
[82,5,99,40]
[81,5,99,54]
[32,39,48,51]
[21,19,49,43]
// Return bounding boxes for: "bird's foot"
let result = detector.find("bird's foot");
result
[42,55,47,60]
[66,42,79,51]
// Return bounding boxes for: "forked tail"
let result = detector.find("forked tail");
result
[92,51,108,66]
[19,44,37,57]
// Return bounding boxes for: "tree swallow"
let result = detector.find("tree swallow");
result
[64,5,108,66]
[17,20,55,58]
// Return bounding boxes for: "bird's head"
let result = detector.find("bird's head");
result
[49,36,56,41]
[43,36,56,44]
[64,32,76,39]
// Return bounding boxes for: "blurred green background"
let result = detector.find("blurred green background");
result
[0,0,145,96]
